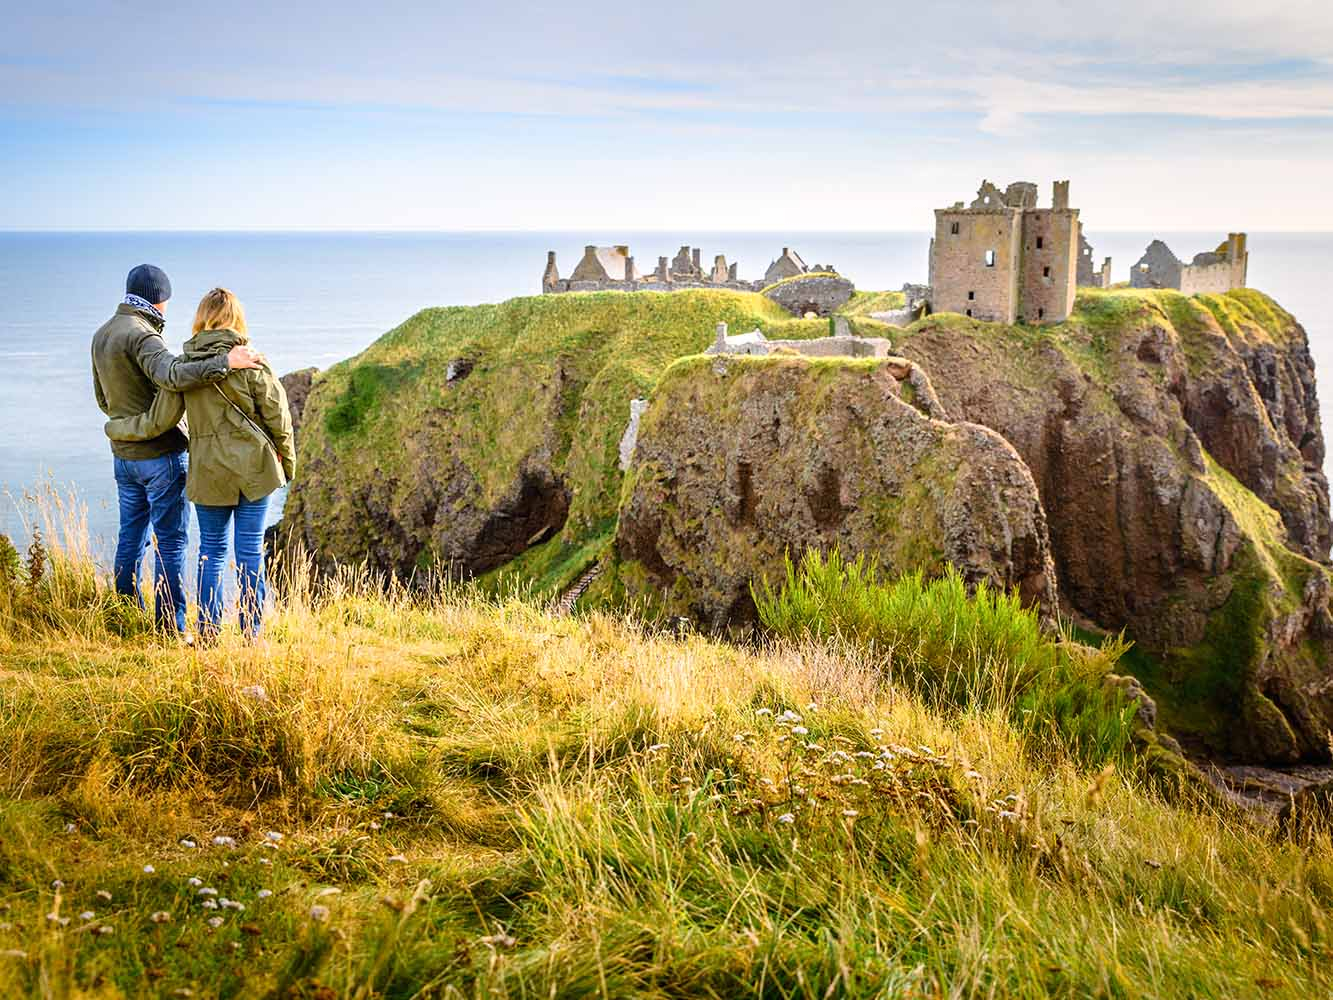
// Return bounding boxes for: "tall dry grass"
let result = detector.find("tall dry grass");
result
[0,490,1329,998]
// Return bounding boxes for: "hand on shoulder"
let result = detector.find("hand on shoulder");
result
[227,344,266,370]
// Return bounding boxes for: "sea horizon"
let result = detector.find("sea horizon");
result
[5,228,1332,560]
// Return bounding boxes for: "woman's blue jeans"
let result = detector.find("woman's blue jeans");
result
[195,493,271,639]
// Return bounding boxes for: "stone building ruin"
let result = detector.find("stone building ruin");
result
[929,179,1081,325]
[1077,228,1112,289]
[1129,234,1248,295]
[541,243,836,295]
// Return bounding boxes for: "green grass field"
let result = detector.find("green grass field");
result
[1,498,1330,999]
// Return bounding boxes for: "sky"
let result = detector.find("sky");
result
[3,0,1333,231]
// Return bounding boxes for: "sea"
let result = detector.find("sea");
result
[2,230,1331,565]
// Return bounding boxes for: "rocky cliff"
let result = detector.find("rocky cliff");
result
[891,290,1332,761]
[284,286,1333,763]
[615,355,1056,625]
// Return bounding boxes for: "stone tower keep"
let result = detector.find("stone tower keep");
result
[929,179,1080,325]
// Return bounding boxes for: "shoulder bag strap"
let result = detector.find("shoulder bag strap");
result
[213,381,280,461]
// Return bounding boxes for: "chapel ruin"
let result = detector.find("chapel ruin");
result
[1129,234,1249,295]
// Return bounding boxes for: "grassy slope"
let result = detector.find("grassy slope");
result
[2,543,1333,999]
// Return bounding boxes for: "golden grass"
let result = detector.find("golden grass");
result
[0,498,1330,997]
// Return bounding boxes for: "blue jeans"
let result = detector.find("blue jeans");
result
[113,452,189,633]
[196,493,271,639]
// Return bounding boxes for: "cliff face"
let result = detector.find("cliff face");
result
[285,286,1333,763]
[894,290,1333,761]
[282,291,798,583]
[615,356,1056,625]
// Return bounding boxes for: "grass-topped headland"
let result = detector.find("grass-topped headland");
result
[2,503,1332,998]
[274,282,1333,765]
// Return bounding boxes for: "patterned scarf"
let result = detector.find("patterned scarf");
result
[123,293,164,323]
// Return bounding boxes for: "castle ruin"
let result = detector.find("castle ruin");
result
[929,180,1081,325]
[1129,234,1248,295]
[541,244,836,296]
[1077,227,1112,289]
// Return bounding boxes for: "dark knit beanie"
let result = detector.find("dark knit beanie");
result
[125,264,172,304]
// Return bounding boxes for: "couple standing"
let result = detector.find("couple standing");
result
[91,265,296,642]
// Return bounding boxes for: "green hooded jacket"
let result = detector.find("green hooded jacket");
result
[105,329,296,506]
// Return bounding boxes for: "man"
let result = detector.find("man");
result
[91,264,261,634]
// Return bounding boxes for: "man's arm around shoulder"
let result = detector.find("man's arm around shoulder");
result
[134,332,262,391]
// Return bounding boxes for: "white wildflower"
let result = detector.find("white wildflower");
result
[805,702,818,712]
[196,887,218,897]
[239,684,268,703]
[369,821,381,831]
[791,725,809,736]
[50,880,64,891]
[220,900,245,912]
[841,809,859,818]
[187,877,203,887]
[309,904,330,923]
[754,708,772,717]
[264,831,283,843]
[776,813,795,825]
[256,889,273,900]
[211,836,236,848]
[257,857,272,866]
[200,899,218,910]
[150,911,172,924]
[78,911,95,922]
[965,770,983,780]
[998,810,1020,821]
[63,823,76,834]
[207,916,224,929]
[95,925,113,936]
[45,913,69,927]
[142,865,155,874]
[179,839,197,849]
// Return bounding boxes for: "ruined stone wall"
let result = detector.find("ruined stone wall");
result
[1017,209,1079,323]
[930,209,1022,324]
[1130,240,1184,290]
[760,274,855,317]
[1179,259,1247,295]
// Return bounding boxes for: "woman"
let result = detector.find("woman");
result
[106,288,295,641]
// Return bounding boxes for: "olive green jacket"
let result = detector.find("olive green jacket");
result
[105,329,296,506]
[91,303,230,460]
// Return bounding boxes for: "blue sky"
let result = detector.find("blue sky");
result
[3,1,1332,230]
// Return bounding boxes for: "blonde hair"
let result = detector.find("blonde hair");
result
[192,287,249,340]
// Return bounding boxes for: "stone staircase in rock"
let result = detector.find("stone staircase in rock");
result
[554,563,603,616]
